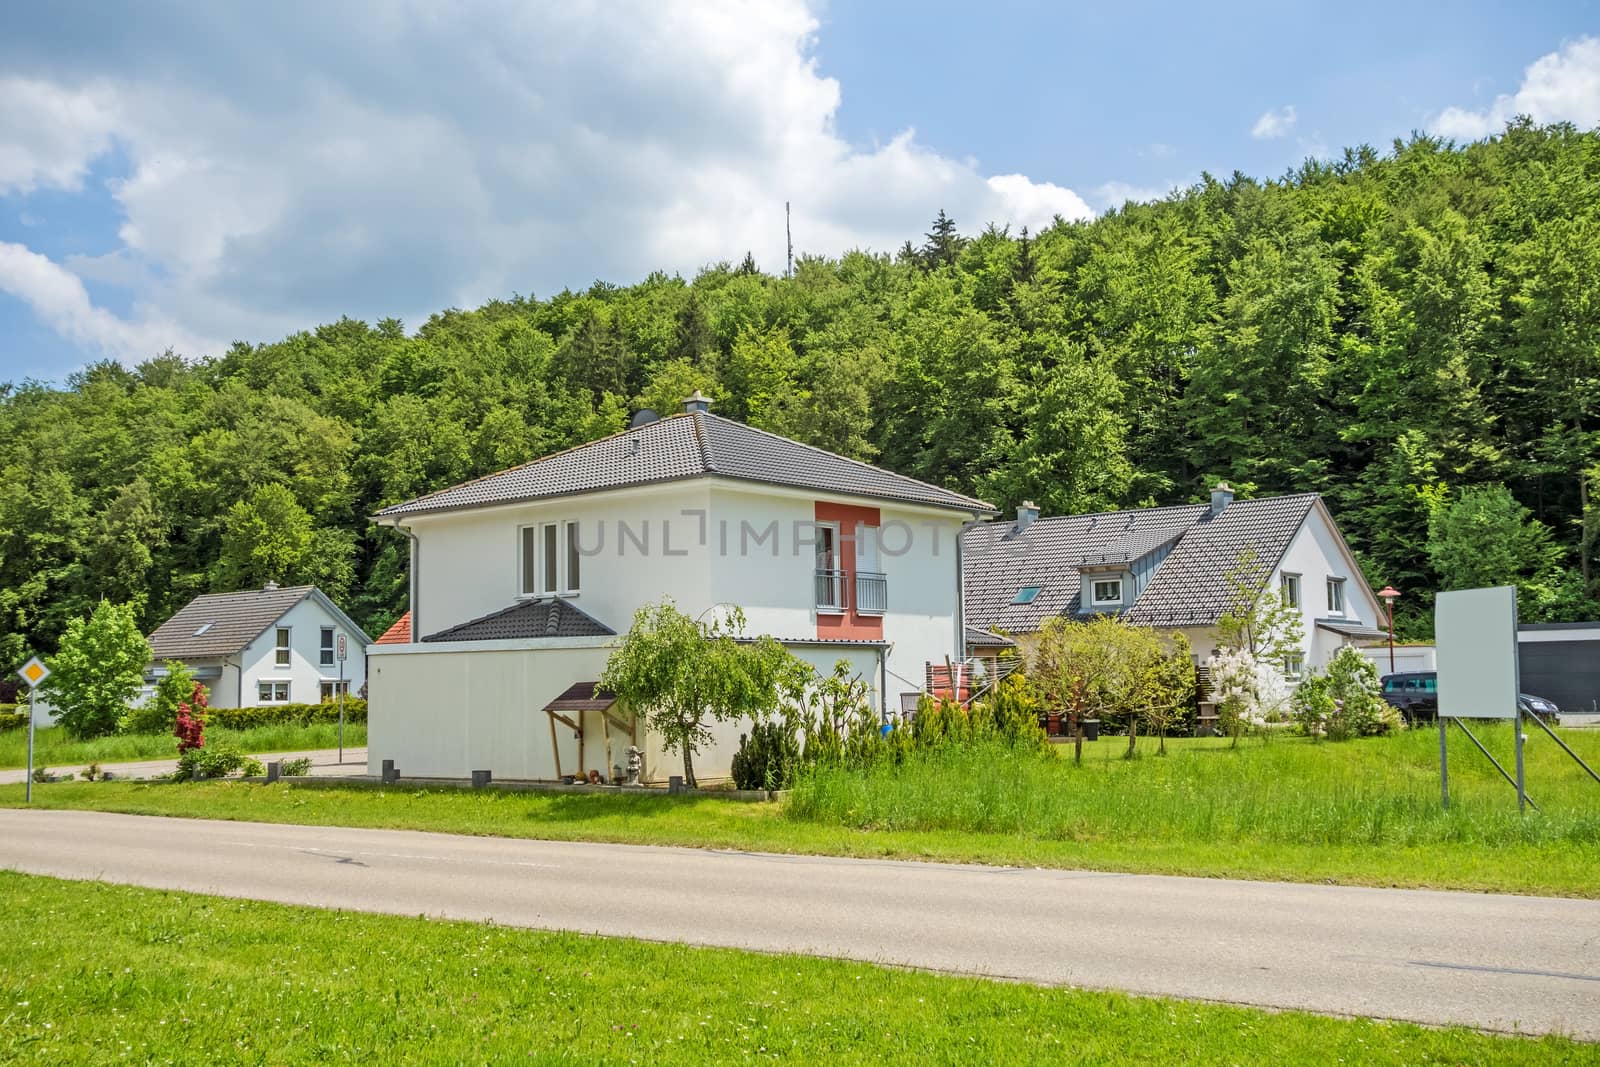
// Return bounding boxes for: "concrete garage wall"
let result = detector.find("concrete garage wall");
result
[367,639,763,785]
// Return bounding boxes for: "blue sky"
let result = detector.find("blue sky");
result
[1,0,1597,383]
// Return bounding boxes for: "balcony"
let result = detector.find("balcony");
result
[815,568,847,613]
[854,571,887,615]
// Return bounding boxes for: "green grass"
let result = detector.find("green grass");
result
[0,872,1589,1064]
[0,723,366,771]
[6,724,1599,896]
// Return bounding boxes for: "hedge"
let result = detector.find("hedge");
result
[205,700,368,731]
[0,708,25,733]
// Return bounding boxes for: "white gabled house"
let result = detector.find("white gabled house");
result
[145,583,370,708]
[367,393,995,784]
[961,485,1386,682]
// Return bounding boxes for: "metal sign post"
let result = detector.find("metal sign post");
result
[1435,586,1531,812]
[336,633,348,764]
[16,657,50,804]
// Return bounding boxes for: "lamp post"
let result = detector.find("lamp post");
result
[1378,586,1400,674]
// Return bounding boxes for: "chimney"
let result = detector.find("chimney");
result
[1015,500,1039,534]
[683,390,712,415]
[1210,483,1234,517]
[263,580,279,591]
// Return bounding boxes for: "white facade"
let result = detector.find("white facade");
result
[1264,501,1385,676]
[373,477,974,781]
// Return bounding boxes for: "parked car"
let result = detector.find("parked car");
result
[1380,671,1560,724]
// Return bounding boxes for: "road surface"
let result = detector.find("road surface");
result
[0,747,368,785]
[1,809,1596,1039]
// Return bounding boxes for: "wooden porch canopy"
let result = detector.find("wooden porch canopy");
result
[543,682,635,781]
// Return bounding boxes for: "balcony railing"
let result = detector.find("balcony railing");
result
[815,568,847,612]
[854,571,887,615]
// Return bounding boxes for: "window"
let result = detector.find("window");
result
[1284,653,1305,680]
[320,627,335,667]
[543,523,558,593]
[258,680,290,703]
[1013,585,1042,605]
[192,621,214,637]
[565,521,581,593]
[319,680,351,702]
[1091,578,1123,606]
[274,627,291,667]
[1326,577,1346,615]
[1280,573,1301,609]
[1420,675,1437,694]
[520,526,539,596]
[814,523,843,612]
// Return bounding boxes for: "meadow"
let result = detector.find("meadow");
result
[0,723,366,771]
[5,726,1597,895]
[0,872,1587,1065]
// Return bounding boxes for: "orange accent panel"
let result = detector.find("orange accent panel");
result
[814,501,883,641]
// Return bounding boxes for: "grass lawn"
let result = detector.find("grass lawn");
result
[1,873,1589,1064]
[4,726,1597,896]
[0,723,366,771]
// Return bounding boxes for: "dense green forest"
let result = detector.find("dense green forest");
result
[2,120,1597,660]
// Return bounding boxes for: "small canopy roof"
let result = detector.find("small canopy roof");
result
[544,682,618,712]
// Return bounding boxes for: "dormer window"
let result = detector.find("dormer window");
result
[1091,578,1124,606]
[1013,586,1042,605]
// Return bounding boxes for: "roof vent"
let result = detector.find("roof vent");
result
[1015,500,1039,534]
[629,409,660,429]
[683,390,712,414]
[262,580,279,591]
[1210,483,1235,517]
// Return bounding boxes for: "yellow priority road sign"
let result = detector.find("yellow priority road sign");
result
[16,656,49,688]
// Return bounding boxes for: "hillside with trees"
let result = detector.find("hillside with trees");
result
[2,119,1596,659]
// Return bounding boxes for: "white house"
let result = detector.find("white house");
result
[144,583,371,708]
[366,393,995,784]
[961,486,1386,682]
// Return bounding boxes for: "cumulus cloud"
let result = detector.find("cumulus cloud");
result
[0,241,215,359]
[0,77,119,195]
[1250,105,1298,139]
[1431,36,1600,140]
[0,1,1096,364]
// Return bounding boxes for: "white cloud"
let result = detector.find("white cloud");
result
[1251,105,1298,140]
[0,78,119,195]
[0,241,215,361]
[1430,36,1600,140]
[0,1,1096,363]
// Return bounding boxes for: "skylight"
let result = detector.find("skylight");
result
[192,622,214,637]
[1013,586,1042,605]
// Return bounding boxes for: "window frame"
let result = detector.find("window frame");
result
[1090,577,1124,606]
[1280,572,1301,609]
[1284,652,1305,680]
[1326,576,1346,615]
[1012,585,1042,605]
[319,679,351,702]
[564,521,581,594]
[258,680,290,703]
[319,626,335,667]
[274,627,291,668]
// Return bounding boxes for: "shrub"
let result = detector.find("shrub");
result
[1293,649,1399,740]
[279,756,314,777]
[205,700,367,730]
[0,709,26,733]
[175,742,265,780]
[731,720,800,790]
[119,661,203,735]
[174,682,209,754]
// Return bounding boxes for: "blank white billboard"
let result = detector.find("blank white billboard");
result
[1434,586,1519,719]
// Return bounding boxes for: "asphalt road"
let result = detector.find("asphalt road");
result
[0,747,368,785]
[2,810,1597,1039]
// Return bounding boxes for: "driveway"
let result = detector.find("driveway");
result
[0,747,367,785]
[1,809,1596,1039]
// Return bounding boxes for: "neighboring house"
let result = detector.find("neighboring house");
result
[366,393,995,784]
[961,486,1386,681]
[144,583,371,708]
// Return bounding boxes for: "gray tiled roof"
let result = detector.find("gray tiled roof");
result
[965,625,1016,649]
[376,412,994,518]
[962,495,1319,632]
[422,599,616,642]
[148,585,317,659]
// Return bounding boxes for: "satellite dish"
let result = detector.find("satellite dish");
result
[629,409,660,429]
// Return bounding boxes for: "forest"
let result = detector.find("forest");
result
[1,118,1596,662]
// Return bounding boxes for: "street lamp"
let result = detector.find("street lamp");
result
[1377,586,1400,674]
